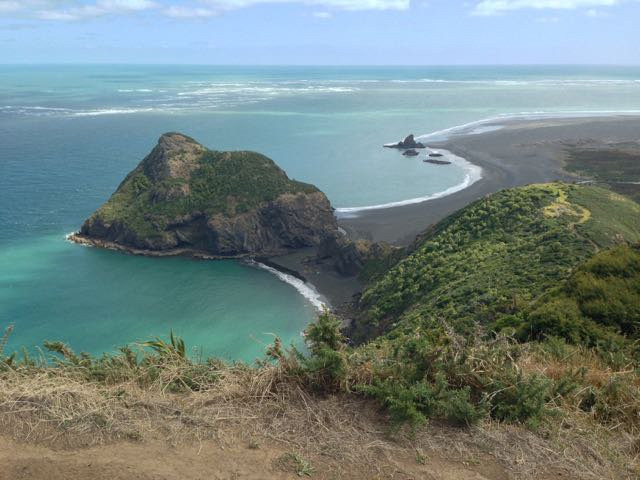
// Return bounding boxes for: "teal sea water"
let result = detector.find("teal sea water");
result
[2,65,640,361]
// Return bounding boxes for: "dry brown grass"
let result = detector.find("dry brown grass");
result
[0,358,638,480]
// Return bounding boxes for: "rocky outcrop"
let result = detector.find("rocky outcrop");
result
[74,133,339,258]
[402,149,419,157]
[317,233,400,278]
[384,134,425,149]
[424,159,451,165]
[141,133,206,182]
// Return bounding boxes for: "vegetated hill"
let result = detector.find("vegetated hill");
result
[75,133,338,256]
[353,183,640,343]
[504,243,640,345]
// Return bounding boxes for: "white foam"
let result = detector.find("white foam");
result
[416,118,506,142]
[335,150,482,216]
[248,260,328,311]
[388,78,640,86]
[72,108,155,117]
[417,110,640,143]
[64,231,93,247]
[117,89,153,93]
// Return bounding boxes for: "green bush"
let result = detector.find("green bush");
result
[488,372,550,426]
[356,326,549,428]
[0,325,16,371]
[509,245,640,347]
[299,312,348,392]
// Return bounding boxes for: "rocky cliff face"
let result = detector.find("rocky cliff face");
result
[76,133,339,257]
[317,233,401,278]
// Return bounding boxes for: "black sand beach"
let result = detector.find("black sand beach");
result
[269,115,640,307]
[340,115,640,245]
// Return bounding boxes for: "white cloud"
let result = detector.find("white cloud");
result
[14,0,158,20]
[163,0,410,18]
[585,7,611,14]
[1,0,71,14]
[2,0,409,21]
[472,0,619,15]
[163,5,217,17]
[0,1,21,13]
[198,0,409,11]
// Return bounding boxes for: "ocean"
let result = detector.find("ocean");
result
[2,65,640,362]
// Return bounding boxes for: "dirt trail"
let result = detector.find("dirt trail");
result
[0,435,512,480]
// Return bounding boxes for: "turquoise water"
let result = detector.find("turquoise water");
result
[2,65,640,361]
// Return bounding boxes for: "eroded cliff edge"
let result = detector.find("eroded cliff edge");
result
[71,133,339,257]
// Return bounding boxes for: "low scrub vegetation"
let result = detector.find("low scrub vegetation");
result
[2,311,639,450]
[354,184,640,342]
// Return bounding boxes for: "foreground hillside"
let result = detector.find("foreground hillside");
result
[3,182,640,479]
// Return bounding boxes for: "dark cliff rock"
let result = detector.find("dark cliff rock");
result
[384,134,426,149]
[317,232,402,280]
[424,159,452,165]
[75,133,339,257]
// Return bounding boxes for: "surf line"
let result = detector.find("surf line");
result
[335,149,482,218]
[246,259,328,311]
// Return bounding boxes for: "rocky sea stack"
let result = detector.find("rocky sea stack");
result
[72,133,339,257]
[383,134,425,149]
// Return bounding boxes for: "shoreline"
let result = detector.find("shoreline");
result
[70,114,640,311]
[335,148,482,216]
[338,114,640,245]
[68,233,256,261]
[256,115,636,308]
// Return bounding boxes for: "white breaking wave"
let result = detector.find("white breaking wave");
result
[176,85,357,97]
[248,260,328,311]
[117,89,154,93]
[417,118,507,142]
[335,150,482,216]
[389,78,640,86]
[417,110,640,143]
[72,108,156,116]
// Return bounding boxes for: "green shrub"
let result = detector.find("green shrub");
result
[359,380,437,428]
[356,326,548,428]
[510,245,640,347]
[0,325,16,371]
[441,387,486,426]
[299,312,348,392]
[488,372,550,426]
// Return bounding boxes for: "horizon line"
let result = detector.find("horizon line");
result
[1,62,640,67]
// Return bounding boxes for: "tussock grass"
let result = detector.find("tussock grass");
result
[1,322,639,479]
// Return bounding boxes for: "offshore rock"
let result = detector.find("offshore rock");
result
[73,133,339,257]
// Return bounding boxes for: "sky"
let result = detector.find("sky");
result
[0,0,639,64]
